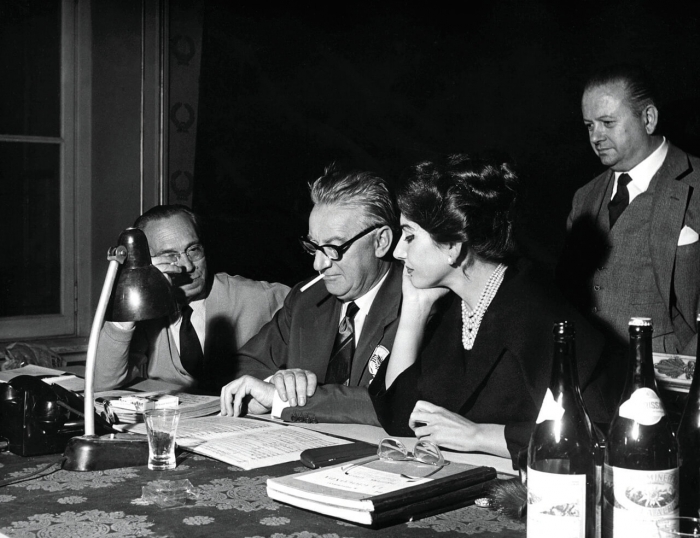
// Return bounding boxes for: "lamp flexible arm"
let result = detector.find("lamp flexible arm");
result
[83,257,122,436]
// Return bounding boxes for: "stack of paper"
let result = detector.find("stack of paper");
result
[267,457,496,526]
[96,391,220,424]
[97,392,179,423]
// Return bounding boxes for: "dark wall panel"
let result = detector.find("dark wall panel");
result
[193,2,700,286]
[91,2,146,302]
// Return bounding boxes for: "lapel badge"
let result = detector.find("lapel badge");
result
[368,345,390,378]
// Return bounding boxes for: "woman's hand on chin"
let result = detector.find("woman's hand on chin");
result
[401,267,450,319]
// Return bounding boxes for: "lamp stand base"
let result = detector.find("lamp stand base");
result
[62,433,150,471]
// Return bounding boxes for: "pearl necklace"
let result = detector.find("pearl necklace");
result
[461,263,507,350]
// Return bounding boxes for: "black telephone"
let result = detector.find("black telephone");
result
[0,375,115,457]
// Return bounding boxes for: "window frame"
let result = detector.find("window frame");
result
[0,0,88,341]
[1,0,168,345]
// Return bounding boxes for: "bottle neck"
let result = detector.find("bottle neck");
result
[623,328,658,397]
[550,335,581,395]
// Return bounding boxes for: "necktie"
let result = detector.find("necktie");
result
[608,173,633,228]
[325,301,360,385]
[179,304,204,379]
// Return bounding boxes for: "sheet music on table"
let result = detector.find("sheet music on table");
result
[128,415,351,470]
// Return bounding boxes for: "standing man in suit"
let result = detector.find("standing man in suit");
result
[559,65,700,357]
[95,205,289,392]
[220,165,402,425]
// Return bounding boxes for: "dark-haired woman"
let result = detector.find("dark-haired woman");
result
[369,155,618,467]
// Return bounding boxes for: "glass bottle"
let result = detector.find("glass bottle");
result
[676,314,700,517]
[528,321,599,538]
[602,317,679,538]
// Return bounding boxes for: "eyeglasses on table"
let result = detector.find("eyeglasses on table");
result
[341,437,447,480]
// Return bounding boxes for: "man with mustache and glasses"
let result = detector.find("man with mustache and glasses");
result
[559,64,700,361]
[95,205,289,393]
[220,165,402,425]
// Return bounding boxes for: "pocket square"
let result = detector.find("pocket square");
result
[678,225,699,246]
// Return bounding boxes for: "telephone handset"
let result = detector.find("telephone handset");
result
[0,375,115,457]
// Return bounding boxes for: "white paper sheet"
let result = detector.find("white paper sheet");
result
[0,365,67,382]
[297,465,430,496]
[129,416,351,470]
[42,375,86,392]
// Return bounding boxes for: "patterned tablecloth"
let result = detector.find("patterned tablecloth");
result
[0,449,525,538]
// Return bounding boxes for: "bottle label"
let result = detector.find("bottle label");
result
[618,388,665,426]
[602,465,679,538]
[527,466,587,538]
[535,388,565,424]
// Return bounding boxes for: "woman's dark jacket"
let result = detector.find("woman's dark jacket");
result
[369,261,620,468]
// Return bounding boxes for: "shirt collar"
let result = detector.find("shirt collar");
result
[189,297,206,318]
[614,137,668,191]
[343,269,390,316]
[171,297,206,324]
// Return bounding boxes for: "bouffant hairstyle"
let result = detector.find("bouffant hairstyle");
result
[397,154,519,263]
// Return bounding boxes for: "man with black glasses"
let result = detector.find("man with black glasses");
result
[95,205,289,392]
[220,165,402,425]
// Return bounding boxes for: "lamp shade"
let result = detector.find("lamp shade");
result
[106,228,178,322]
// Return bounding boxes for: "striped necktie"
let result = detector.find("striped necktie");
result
[324,301,360,385]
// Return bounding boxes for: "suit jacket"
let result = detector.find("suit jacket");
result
[370,261,618,468]
[95,273,289,392]
[559,143,700,355]
[233,262,403,425]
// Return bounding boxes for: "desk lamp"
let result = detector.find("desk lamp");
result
[63,228,177,471]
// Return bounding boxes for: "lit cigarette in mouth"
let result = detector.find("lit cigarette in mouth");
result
[300,273,324,292]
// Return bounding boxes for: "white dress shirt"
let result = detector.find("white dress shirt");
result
[169,298,206,354]
[113,298,206,368]
[338,269,389,346]
[611,137,668,204]
[270,269,391,418]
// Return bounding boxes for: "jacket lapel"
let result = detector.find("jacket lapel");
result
[455,301,510,408]
[310,291,342,382]
[351,263,402,385]
[422,267,539,413]
[419,295,474,411]
[588,170,615,232]
[413,293,508,412]
[650,144,692,308]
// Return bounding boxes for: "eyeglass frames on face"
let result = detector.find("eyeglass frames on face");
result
[153,244,205,264]
[341,437,446,478]
[299,224,381,262]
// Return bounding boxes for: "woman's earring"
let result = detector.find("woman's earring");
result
[447,257,453,265]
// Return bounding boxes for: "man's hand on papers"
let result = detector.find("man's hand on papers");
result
[220,375,275,417]
[270,368,317,407]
